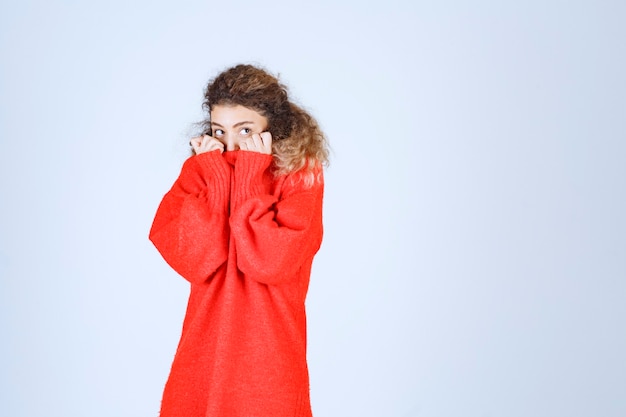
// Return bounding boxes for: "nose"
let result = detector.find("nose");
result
[224,134,238,152]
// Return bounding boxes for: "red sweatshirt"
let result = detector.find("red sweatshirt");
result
[149,149,323,417]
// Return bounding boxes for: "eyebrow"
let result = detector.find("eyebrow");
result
[211,121,255,128]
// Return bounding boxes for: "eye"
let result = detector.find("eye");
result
[213,129,224,137]
[239,127,251,135]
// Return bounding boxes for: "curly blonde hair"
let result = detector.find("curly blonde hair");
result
[198,64,329,180]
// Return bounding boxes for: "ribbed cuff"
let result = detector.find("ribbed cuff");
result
[232,151,272,210]
[194,150,231,213]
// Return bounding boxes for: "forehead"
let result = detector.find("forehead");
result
[210,104,267,126]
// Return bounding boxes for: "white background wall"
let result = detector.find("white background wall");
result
[1,1,625,416]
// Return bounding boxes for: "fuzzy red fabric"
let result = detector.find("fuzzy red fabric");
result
[149,149,323,417]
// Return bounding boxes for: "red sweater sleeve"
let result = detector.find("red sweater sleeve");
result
[149,150,231,284]
[229,151,324,285]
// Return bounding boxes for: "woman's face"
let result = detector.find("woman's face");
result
[210,104,269,152]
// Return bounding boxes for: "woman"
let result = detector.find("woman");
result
[149,64,329,417]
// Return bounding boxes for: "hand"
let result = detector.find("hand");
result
[238,132,272,154]
[190,134,225,155]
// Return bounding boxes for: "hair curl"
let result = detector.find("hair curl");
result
[198,64,329,180]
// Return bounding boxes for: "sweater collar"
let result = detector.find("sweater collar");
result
[223,150,239,166]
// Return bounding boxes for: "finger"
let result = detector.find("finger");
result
[190,136,203,153]
[207,137,225,151]
[208,138,225,152]
[197,136,210,153]
[260,132,273,154]
[193,136,222,154]
[200,134,212,148]
[251,133,264,151]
